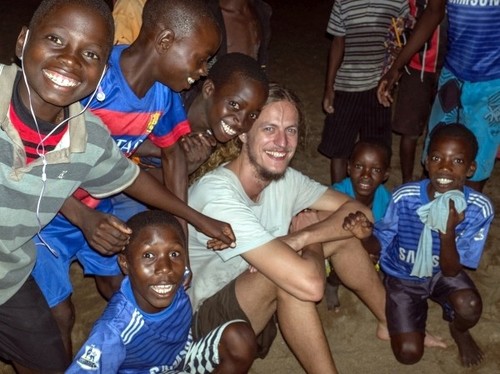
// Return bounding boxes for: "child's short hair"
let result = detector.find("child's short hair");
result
[209,53,269,89]
[142,0,219,38]
[351,138,392,168]
[125,210,186,252]
[428,123,479,159]
[29,0,114,48]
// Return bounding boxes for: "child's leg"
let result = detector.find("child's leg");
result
[448,288,483,366]
[184,320,256,374]
[214,321,257,373]
[432,270,483,366]
[384,275,428,364]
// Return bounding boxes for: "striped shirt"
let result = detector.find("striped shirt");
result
[327,0,409,91]
[376,180,494,281]
[0,64,139,304]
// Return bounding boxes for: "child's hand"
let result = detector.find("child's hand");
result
[444,199,465,234]
[180,132,217,174]
[80,211,132,255]
[201,218,236,250]
[342,211,373,240]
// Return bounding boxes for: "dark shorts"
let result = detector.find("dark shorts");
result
[318,87,391,159]
[192,279,277,359]
[384,271,476,336]
[392,67,439,137]
[0,276,69,371]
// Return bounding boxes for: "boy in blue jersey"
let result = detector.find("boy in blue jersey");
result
[378,0,500,192]
[325,139,391,310]
[344,123,494,367]
[68,210,256,374]
[31,0,240,359]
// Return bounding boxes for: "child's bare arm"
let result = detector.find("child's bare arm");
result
[60,197,131,255]
[342,211,381,256]
[439,200,464,277]
[124,170,236,249]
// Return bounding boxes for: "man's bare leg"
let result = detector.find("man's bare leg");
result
[324,238,388,340]
[236,270,337,373]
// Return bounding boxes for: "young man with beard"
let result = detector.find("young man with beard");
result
[186,84,389,373]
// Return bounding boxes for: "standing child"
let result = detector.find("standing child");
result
[317,0,408,184]
[68,210,256,373]
[344,123,494,367]
[0,0,233,372]
[325,139,391,310]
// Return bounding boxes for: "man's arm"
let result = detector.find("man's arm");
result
[323,35,345,114]
[377,0,446,106]
[281,189,374,251]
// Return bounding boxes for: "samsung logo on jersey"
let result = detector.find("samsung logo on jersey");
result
[448,0,500,5]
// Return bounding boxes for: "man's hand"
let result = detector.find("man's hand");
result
[342,211,373,240]
[202,218,236,250]
[280,209,321,252]
[80,210,132,255]
[377,67,402,107]
[180,132,217,174]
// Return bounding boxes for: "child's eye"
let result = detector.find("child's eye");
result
[430,155,440,162]
[354,163,362,169]
[454,158,464,164]
[249,112,259,120]
[142,252,154,259]
[170,251,181,258]
[83,51,100,60]
[47,35,62,45]
[229,101,240,110]
[372,168,382,174]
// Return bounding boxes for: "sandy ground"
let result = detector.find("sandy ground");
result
[1,0,499,373]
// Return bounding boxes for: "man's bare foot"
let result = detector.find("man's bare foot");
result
[424,331,447,348]
[449,324,484,367]
[376,322,390,341]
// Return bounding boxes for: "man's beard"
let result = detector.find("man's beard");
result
[247,145,287,182]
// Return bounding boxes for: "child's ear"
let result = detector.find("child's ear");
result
[15,26,29,60]
[156,29,175,54]
[466,161,477,178]
[118,253,129,275]
[383,167,391,182]
[202,79,215,99]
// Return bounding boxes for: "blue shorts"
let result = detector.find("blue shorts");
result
[32,195,148,307]
[384,270,476,336]
[423,67,500,181]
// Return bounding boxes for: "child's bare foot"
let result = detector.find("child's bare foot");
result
[424,331,447,348]
[449,324,484,367]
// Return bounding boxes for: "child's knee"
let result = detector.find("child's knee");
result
[391,333,424,365]
[220,321,257,361]
[449,288,482,321]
